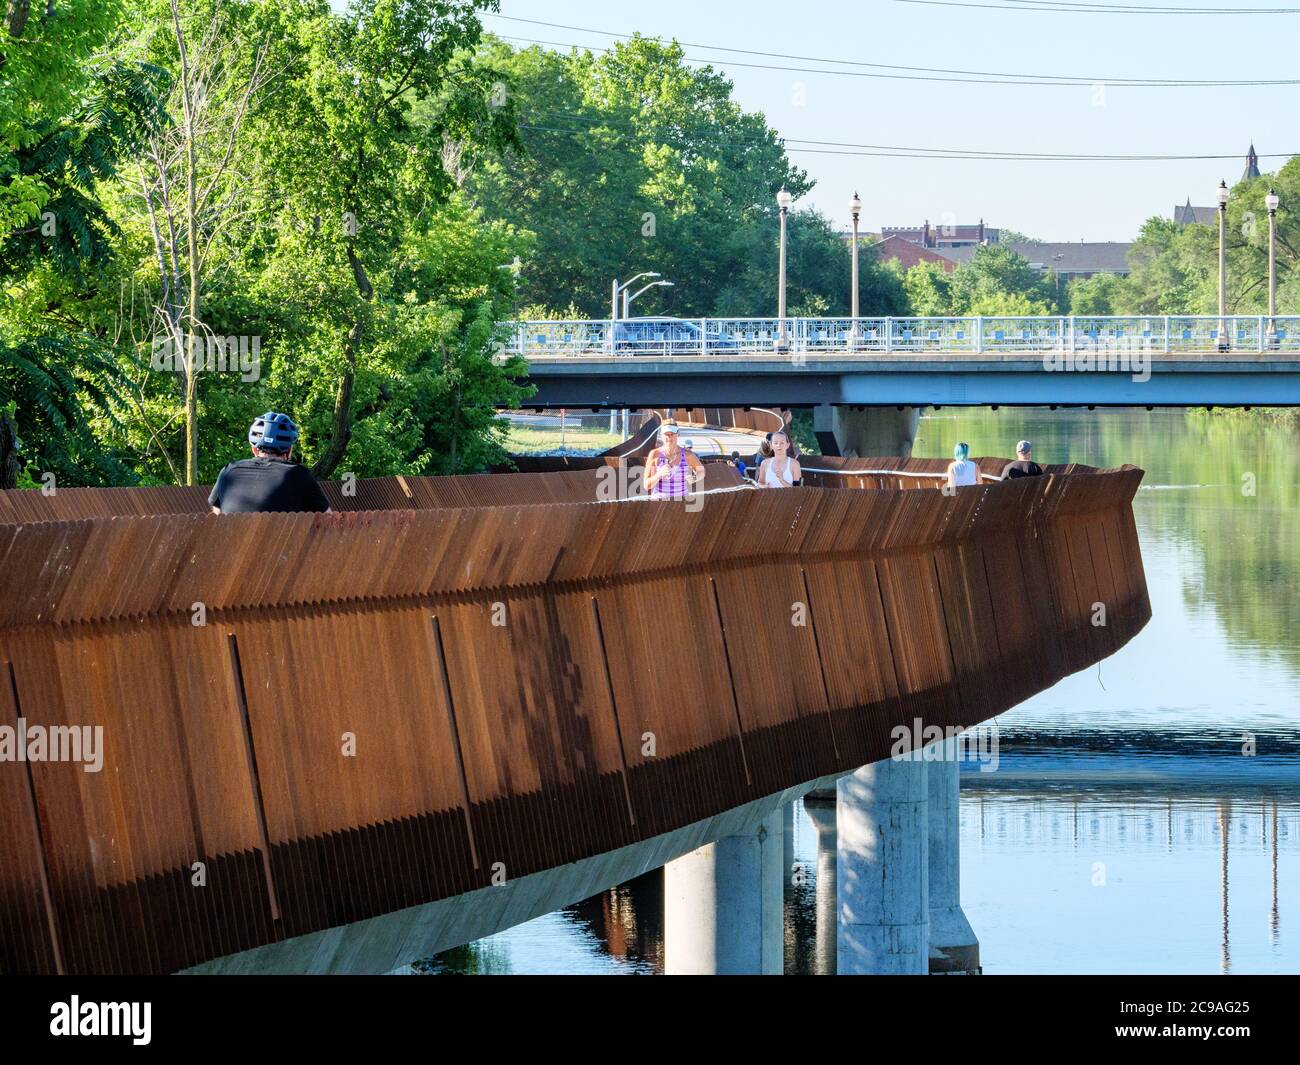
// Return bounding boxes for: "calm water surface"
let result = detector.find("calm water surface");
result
[412,409,1300,975]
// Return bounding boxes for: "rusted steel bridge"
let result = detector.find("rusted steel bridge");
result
[0,453,1148,974]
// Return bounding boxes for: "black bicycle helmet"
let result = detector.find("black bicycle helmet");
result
[248,412,299,452]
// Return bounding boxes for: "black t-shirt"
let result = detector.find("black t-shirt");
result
[208,458,330,514]
[1001,459,1044,480]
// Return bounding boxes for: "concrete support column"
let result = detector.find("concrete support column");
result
[783,800,795,881]
[804,795,838,976]
[831,405,921,459]
[663,808,784,974]
[928,739,980,974]
[837,752,929,974]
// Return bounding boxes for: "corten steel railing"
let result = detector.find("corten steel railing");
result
[0,460,1149,974]
[504,315,1300,358]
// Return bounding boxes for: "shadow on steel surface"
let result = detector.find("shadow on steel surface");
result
[0,461,1149,973]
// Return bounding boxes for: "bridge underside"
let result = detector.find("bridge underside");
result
[0,459,1149,974]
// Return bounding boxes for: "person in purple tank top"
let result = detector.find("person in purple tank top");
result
[644,423,705,499]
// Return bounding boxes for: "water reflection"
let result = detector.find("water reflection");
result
[412,409,1300,975]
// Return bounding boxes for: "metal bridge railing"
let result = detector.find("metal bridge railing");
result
[503,315,1300,358]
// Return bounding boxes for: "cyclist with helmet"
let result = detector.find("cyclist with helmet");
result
[208,412,331,514]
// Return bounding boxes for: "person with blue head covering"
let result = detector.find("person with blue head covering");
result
[946,441,979,489]
[208,412,332,514]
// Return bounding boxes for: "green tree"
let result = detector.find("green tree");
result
[1068,272,1126,315]
[903,244,1055,316]
[469,36,811,318]
[1,0,127,232]
[716,207,907,319]
[1121,158,1300,316]
[903,260,956,317]
[1,14,163,489]
[245,0,515,478]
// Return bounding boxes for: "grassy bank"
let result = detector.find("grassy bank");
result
[504,426,624,454]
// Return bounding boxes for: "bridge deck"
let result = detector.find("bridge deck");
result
[0,460,1149,973]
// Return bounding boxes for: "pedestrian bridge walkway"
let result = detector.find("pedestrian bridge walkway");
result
[0,457,1149,974]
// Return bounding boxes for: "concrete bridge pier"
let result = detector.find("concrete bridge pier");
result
[803,794,838,976]
[928,739,981,974]
[836,751,929,974]
[814,404,921,458]
[663,807,785,974]
[784,800,795,879]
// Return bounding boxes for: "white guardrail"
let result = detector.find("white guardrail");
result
[504,316,1300,358]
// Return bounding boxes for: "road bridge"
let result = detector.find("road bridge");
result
[509,316,1300,416]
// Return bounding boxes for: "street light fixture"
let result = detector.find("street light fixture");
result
[849,191,863,345]
[1217,180,1230,351]
[611,272,660,320]
[1266,187,1281,346]
[623,279,674,317]
[777,187,794,351]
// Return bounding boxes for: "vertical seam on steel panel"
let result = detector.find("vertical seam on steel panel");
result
[225,634,282,922]
[162,640,208,861]
[978,546,1006,663]
[429,614,480,870]
[708,575,752,788]
[590,596,637,827]
[930,553,966,721]
[6,660,66,974]
[798,567,841,762]
[871,562,905,706]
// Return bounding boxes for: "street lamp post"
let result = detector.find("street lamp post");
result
[623,279,674,317]
[777,187,793,351]
[849,191,862,346]
[1217,180,1230,351]
[1266,187,1280,347]
[612,272,660,320]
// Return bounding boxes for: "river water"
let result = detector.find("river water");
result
[412,408,1300,975]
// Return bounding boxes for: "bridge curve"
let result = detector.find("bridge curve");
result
[0,461,1148,973]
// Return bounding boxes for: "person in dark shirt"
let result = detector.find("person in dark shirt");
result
[208,412,331,514]
[1001,440,1044,480]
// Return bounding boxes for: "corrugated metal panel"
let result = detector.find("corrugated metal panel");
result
[0,462,1149,973]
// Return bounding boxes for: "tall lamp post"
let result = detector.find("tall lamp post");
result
[849,191,863,345]
[623,279,674,317]
[1217,179,1230,351]
[612,272,660,320]
[1266,187,1280,347]
[777,186,793,351]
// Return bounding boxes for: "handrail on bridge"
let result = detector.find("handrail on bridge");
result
[800,465,1003,483]
[505,314,1300,358]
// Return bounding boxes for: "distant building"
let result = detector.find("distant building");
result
[1174,199,1217,227]
[1175,145,1263,226]
[876,219,998,250]
[937,241,1132,281]
[1243,143,1262,181]
[870,234,959,273]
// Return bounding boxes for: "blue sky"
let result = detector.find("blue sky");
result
[337,1,1298,241]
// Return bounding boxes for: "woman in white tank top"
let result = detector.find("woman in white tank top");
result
[758,431,800,488]
[946,442,979,488]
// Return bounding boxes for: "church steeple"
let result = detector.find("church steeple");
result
[1243,143,1261,181]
